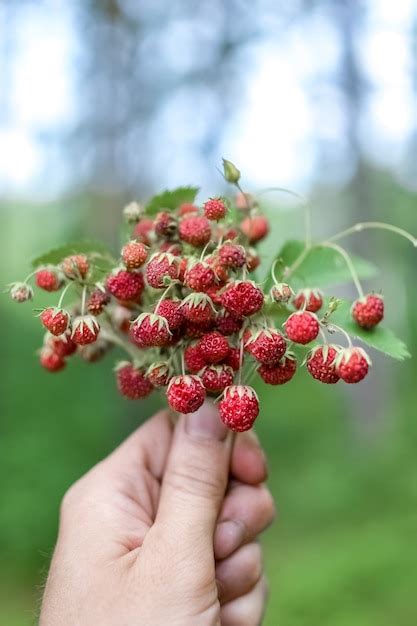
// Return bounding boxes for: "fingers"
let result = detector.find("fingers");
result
[231,430,267,485]
[221,575,268,626]
[216,542,263,605]
[214,482,275,560]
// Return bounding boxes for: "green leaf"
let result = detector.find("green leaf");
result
[31,240,116,269]
[263,240,378,291]
[145,186,199,215]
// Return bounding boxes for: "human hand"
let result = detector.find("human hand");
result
[40,401,275,625]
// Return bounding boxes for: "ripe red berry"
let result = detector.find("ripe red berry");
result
[61,255,89,280]
[246,249,260,272]
[271,283,293,303]
[206,255,229,284]
[40,347,66,372]
[352,294,384,329]
[184,318,215,338]
[122,241,148,270]
[224,346,242,371]
[35,269,63,292]
[335,347,371,383]
[184,261,216,291]
[154,298,184,331]
[219,385,259,432]
[216,310,243,336]
[244,327,287,365]
[218,243,246,269]
[40,308,71,336]
[199,331,230,363]
[306,345,340,384]
[201,364,234,393]
[45,331,77,357]
[146,362,171,387]
[133,218,154,245]
[179,215,211,247]
[116,362,154,399]
[184,343,207,373]
[205,284,223,306]
[284,311,319,345]
[71,315,100,345]
[203,197,227,221]
[146,252,179,289]
[222,281,264,317]
[177,202,199,216]
[166,375,206,413]
[293,288,323,313]
[87,289,110,315]
[258,356,297,385]
[181,293,216,324]
[154,211,177,238]
[106,270,145,301]
[240,215,269,243]
[131,313,171,347]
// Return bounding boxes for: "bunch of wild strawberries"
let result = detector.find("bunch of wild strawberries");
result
[8,164,385,432]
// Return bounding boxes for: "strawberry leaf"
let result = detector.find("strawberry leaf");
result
[31,240,116,268]
[145,186,199,215]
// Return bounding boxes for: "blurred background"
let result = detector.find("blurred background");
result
[1,1,417,624]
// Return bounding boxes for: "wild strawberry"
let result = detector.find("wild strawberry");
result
[352,294,384,329]
[201,364,234,393]
[9,282,33,302]
[106,269,145,301]
[206,255,229,283]
[205,284,223,306]
[177,202,199,216]
[179,215,211,247]
[35,268,63,292]
[293,288,323,313]
[184,343,207,373]
[40,347,66,372]
[204,197,227,221]
[71,315,100,345]
[133,218,154,245]
[306,345,340,384]
[335,347,371,384]
[180,293,216,324]
[166,375,206,413]
[121,241,148,269]
[154,298,184,331]
[178,257,188,282]
[246,249,260,272]
[219,385,259,432]
[284,311,319,344]
[271,283,293,303]
[184,261,216,291]
[87,289,110,315]
[111,305,135,333]
[199,331,230,363]
[40,308,71,336]
[146,252,179,288]
[222,226,239,241]
[222,281,264,317]
[244,327,287,365]
[224,346,242,371]
[154,211,177,238]
[146,362,171,387]
[184,318,215,338]
[61,254,89,280]
[131,313,171,347]
[45,331,77,357]
[116,362,154,399]
[218,242,246,269]
[159,242,182,255]
[78,338,110,362]
[258,356,297,385]
[240,214,269,243]
[216,310,243,336]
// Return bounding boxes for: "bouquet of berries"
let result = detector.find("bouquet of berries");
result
[8,160,416,432]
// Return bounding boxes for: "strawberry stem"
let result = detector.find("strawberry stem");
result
[56,282,74,309]
[81,285,87,316]
[319,242,364,298]
[328,221,417,248]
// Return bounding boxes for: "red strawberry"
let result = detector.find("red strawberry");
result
[246,249,260,272]
[240,215,269,243]
[71,315,100,345]
[87,289,110,315]
[306,345,340,384]
[111,305,135,333]
[131,313,171,347]
[271,283,293,303]
[184,318,215,338]
[146,252,179,288]
[61,254,89,280]
[121,241,148,269]
[205,284,223,306]
[199,331,230,363]
[335,347,371,383]
[40,347,66,372]
[159,242,182,255]
[293,288,323,313]
[146,362,171,387]
[258,356,297,385]
[284,311,319,345]
[180,293,216,324]
[35,268,63,292]
[244,327,287,365]
[177,202,199,216]
[106,270,145,301]
[224,346,242,371]
[133,218,154,245]
[45,331,77,357]
[116,362,154,399]
[179,215,211,247]
[154,211,177,238]
[216,310,243,336]
[221,281,264,317]
[218,243,246,269]
[166,375,206,413]
[206,255,229,284]
[203,197,227,221]
[184,261,216,291]
[9,282,33,302]
[184,343,207,373]
[219,385,259,432]
[40,308,71,336]
[352,294,384,329]
[201,364,234,393]
[154,298,184,331]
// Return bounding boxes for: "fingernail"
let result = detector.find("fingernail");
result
[185,400,228,441]
[214,519,246,559]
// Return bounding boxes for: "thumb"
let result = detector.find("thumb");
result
[155,400,233,549]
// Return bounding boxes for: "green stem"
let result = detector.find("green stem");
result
[80,285,87,316]
[57,282,74,309]
[22,269,39,284]
[319,242,364,298]
[154,283,175,314]
[325,323,352,348]
[328,222,417,248]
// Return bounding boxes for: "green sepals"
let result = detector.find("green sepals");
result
[180,292,217,313]
[145,186,199,216]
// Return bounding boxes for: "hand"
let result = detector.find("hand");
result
[40,401,275,625]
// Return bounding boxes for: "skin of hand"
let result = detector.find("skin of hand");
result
[40,401,275,626]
